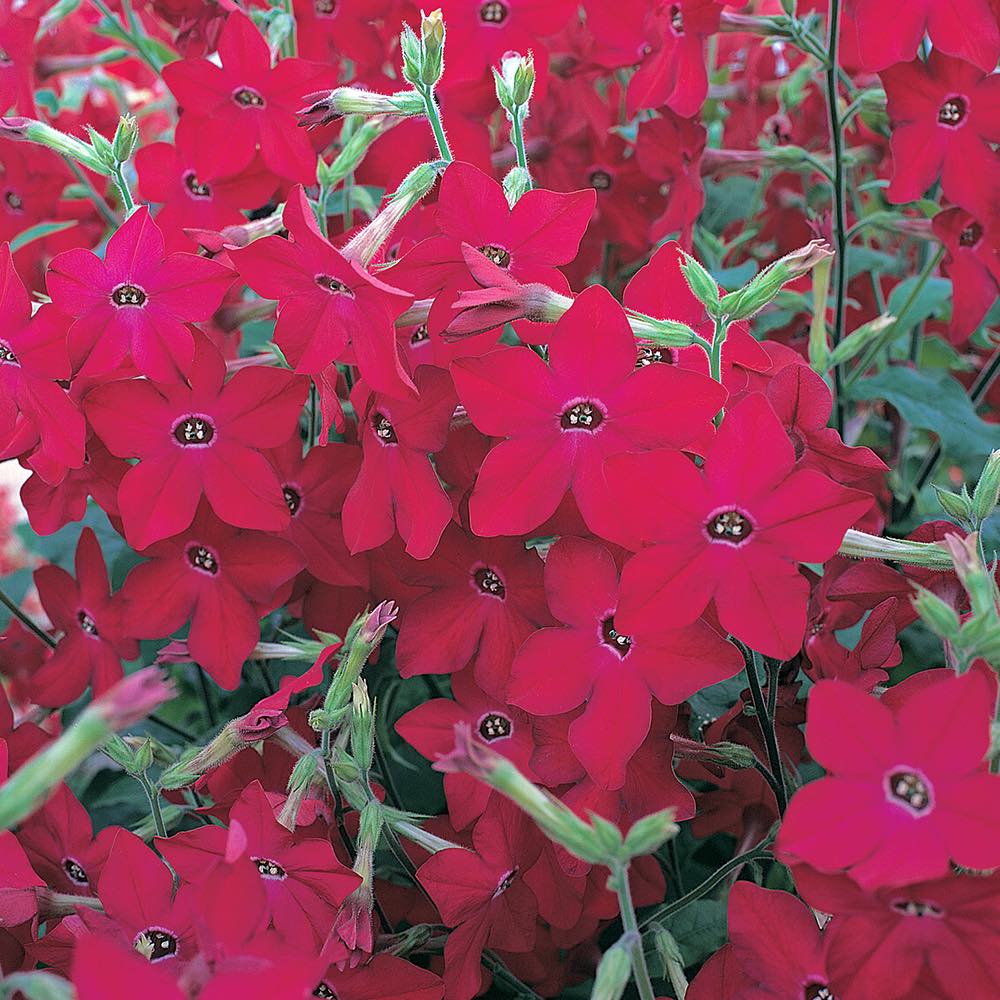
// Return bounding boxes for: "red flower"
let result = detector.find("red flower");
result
[0,5,38,115]
[135,135,277,254]
[623,0,724,118]
[120,503,305,690]
[392,521,551,697]
[847,0,1000,72]
[776,670,1000,888]
[610,394,874,659]
[47,207,235,383]
[451,285,725,537]
[341,366,457,560]
[0,244,84,486]
[292,0,391,71]
[933,207,1000,343]
[794,863,1000,1000]
[804,596,901,689]
[30,527,138,707]
[163,11,333,184]
[157,781,360,949]
[397,666,540,828]
[231,186,415,397]
[84,337,308,549]
[881,52,1000,219]
[508,537,741,788]
[314,953,444,1000]
[417,800,542,1000]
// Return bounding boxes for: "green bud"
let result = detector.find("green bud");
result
[330,755,362,785]
[943,532,996,619]
[679,252,720,316]
[350,681,376,775]
[85,125,116,172]
[972,450,1000,523]
[0,117,111,175]
[103,734,138,772]
[649,924,689,1000]
[493,52,534,115]
[780,0,797,14]
[309,707,338,733]
[131,737,154,774]
[629,314,699,348]
[111,113,139,164]
[622,808,679,859]
[721,240,835,322]
[420,9,445,87]
[590,935,633,1000]
[503,166,532,208]
[935,484,974,524]
[399,23,422,87]
[839,528,955,569]
[826,314,894,368]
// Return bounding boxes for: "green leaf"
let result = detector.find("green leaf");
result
[10,220,76,253]
[687,673,746,731]
[653,899,728,968]
[849,367,1000,466]
[885,276,951,336]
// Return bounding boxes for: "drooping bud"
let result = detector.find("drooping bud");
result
[649,923,690,1000]
[944,532,996,619]
[826,313,894,368]
[299,88,424,128]
[972,450,1000,523]
[838,528,954,569]
[111,113,139,164]
[911,584,962,641]
[0,116,111,175]
[278,752,322,831]
[720,240,835,321]
[330,800,381,967]
[590,934,633,1000]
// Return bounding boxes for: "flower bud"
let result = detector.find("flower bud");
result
[420,10,446,87]
[350,681,376,776]
[678,252,720,316]
[0,117,111,174]
[911,585,962,641]
[494,51,535,115]
[649,923,689,999]
[622,809,679,859]
[944,532,997,619]
[503,165,531,208]
[972,450,1000,523]
[298,88,425,128]
[826,313,893,368]
[934,485,974,524]
[631,316,699,348]
[590,934,633,1000]
[838,528,954,569]
[111,113,139,164]
[399,23,422,86]
[278,752,322,831]
[720,240,835,321]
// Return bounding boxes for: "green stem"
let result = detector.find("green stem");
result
[743,647,788,815]
[137,773,167,839]
[88,0,165,74]
[710,317,728,426]
[417,84,452,162]
[62,157,119,229]
[0,587,56,649]
[510,107,531,183]
[611,862,657,1000]
[113,162,134,214]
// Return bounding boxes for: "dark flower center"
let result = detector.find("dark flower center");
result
[891,899,944,918]
[494,867,518,896]
[0,342,17,365]
[111,283,147,307]
[136,928,178,962]
[183,171,211,199]
[589,168,613,190]
[960,222,983,248]
[78,611,99,636]
[670,3,684,33]
[173,416,215,446]
[938,96,967,127]
[0,49,11,65]
[479,0,508,24]
[888,770,932,812]
[313,984,337,999]
[233,86,266,108]
[253,856,287,880]
[474,566,506,598]
[372,411,397,443]
[636,346,672,367]
[410,324,430,345]
[314,0,337,15]
[187,545,219,575]
[707,510,753,542]
[283,485,302,515]
[560,400,604,430]
[601,616,633,657]
[478,244,511,268]
[316,274,354,295]
[62,857,89,886]
[4,189,22,212]
[478,712,513,741]
[804,986,835,1000]
[787,426,807,460]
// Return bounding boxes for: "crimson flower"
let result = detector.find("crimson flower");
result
[776,670,1000,888]
[881,52,1000,219]
[0,245,84,486]
[341,366,457,560]
[231,186,415,397]
[292,0,390,70]
[508,537,741,788]
[135,135,277,254]
[847,0,1000,72]
[163,11,333,184]
[30,527,138,707]
[451,285,725,537]
[397,666,540,828]
[933,207,1000,343]
[794,863,1000,1000]
[157,781,360,949]
[392,521,551,697]
[417,800,542,1000]
[804,596,901,690]
[0,5,37,116]
[314,954,444,1000]
[47,206,235,383]
[609,394,874,659]
[121,503,305,690]
[623,0,724,118]
[84,337,308,549]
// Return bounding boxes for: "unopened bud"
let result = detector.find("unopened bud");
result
[400,23,422,86]
[420,9,445,87]
[838,529,954,569]
[590,935,633,1000]
[111,113,139,164]
[944,532,996,619]
[911,585,962,641]
[720,240,834,321]
[278,753,322,831]
[972,451,1000,523]
[649,924,690,1000]
[0,116,111,174]
[631,315,699,349]
[503,165,531,208]
[350,681,376,775]
[679,252,721,316]
[622,808,678,858]
[494,51,534,115]
[826,313,893,368]
[935,485,974,524]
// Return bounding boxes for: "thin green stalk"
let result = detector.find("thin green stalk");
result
[710,317,728,426]
[137,773,167,838]
[62,156,119,228]
[0,587,56,649]
[744,648,788,814]
[611,862,657,1000]
[511,107,531,183]
[417,84,452,162]
[113,163,134,214]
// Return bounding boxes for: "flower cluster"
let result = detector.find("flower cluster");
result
[1,2,999,999]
